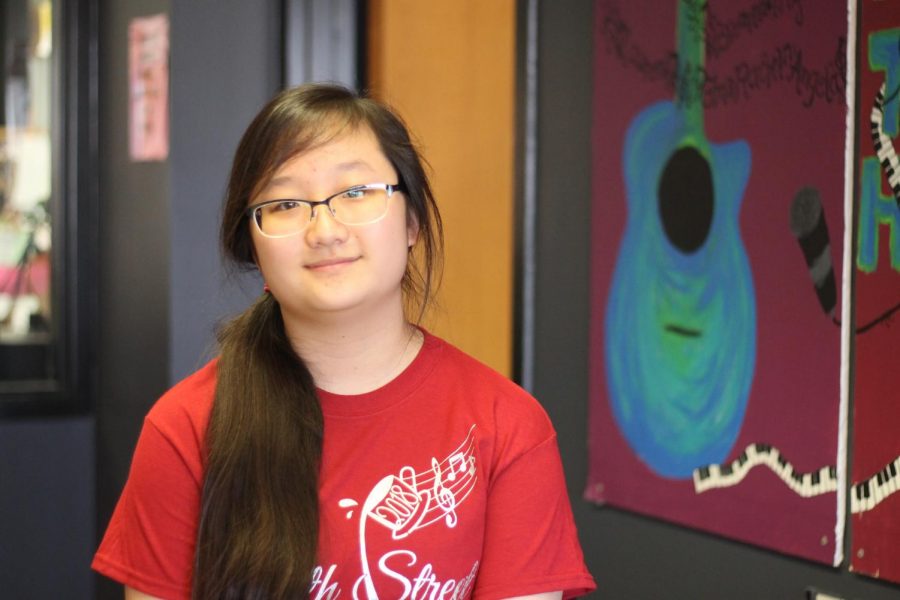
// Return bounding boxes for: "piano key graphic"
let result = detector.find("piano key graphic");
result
[850,455,900,515]
[871,83,900,205]
[692,443,838,497]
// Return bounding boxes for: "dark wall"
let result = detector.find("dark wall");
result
[94,2,280,598]
[0,417,94,598]
[533,2,900,599]
[95,0,171,598]
[168,0,280,384]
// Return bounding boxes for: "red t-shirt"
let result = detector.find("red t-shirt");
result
[93,332,596,599]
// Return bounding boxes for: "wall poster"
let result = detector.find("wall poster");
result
[128,13,169,162]
[850,0,900,584]
[586,0,849,564]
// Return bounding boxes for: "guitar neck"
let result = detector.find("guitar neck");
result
[676,0,706,133]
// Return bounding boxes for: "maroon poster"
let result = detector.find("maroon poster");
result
[850,0,900,583]
[586,0,848,564]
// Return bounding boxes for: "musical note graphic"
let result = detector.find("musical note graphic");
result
[366,425,477,539]
[349,425,479,599]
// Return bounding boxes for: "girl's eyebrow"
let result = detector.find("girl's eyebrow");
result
[266,160,374,188]
[334,159,372,172]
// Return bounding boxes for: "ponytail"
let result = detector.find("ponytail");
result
[193,293,323,599]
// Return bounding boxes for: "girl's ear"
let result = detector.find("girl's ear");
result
[406,213,420,248]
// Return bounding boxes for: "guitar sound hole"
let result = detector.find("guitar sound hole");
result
[657,147,714,254]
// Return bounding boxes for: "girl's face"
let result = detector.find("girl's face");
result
[250,125,418,323]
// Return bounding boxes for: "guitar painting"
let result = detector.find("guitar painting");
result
[589,0,848,566]
[603,0,756,479]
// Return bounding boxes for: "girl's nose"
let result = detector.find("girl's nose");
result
[305,202,349,246]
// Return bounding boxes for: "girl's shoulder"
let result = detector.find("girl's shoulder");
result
[427,333,524,392]
[426,333,556,442]
[145,359,218,442]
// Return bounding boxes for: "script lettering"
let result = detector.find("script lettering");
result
[310,564,341,600]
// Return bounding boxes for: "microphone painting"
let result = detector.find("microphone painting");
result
[790,187,837,320]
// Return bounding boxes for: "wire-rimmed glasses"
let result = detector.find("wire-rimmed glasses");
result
[246,182,405,238]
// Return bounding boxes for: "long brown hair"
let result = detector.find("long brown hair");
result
[193,84,443,599]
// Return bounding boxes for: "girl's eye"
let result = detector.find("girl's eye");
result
[272,200,302,212]
[341,188,369,200]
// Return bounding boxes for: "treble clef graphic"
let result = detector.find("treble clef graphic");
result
[431,457,458,527]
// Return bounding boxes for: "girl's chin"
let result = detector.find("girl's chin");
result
[280,292,384,320]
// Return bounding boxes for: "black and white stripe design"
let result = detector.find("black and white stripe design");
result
[692,443,838,497]
[851,455,900,515]
[870,82,900,207]
[692,443,900,514]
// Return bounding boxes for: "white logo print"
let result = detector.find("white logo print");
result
[315,425,479,599]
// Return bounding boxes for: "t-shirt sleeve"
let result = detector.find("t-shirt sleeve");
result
[92,415,201,600]
[474,405,596,598]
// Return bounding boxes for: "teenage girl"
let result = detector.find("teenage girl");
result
[93,84,595,600]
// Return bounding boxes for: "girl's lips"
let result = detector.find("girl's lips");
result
[304,256,359,270]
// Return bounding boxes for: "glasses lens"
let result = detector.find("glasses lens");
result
[331,186,390,225]
[257,201,312,236]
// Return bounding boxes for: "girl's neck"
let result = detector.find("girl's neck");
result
[282,303,423,395]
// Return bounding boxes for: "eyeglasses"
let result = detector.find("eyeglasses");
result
[246,182,405,238]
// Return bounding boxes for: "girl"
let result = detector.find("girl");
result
[93,84,595,600]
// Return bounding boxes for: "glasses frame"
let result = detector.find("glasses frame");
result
[245,182,405,238]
